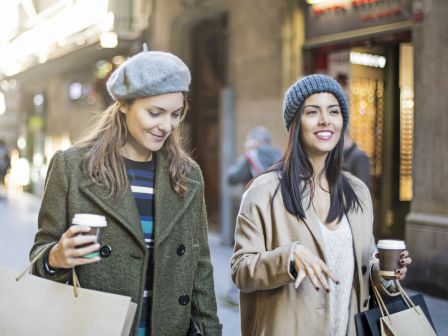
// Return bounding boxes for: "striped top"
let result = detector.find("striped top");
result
[124,157,155,336]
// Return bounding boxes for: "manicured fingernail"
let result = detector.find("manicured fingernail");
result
[326,288,330,293]
[336,280,340,285]
[400,260,405,265]
[400,253,405,257]
[315,287,320,291]
[396,270,401,274]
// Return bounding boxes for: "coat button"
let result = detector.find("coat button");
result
[99,245,112,258]
[363,299,369,308]
[177,244,186,256]
[178,294,190,306]
[361,266,367,275]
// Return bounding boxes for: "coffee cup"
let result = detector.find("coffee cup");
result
[71,214,107,258]
[377,240,406,280]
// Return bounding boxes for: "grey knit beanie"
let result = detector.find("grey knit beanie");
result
[107,51,191,101]
[283,74,349,131]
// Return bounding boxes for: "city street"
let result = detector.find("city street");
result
[1,191,446,335]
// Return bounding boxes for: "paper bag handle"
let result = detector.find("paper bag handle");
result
[370,271,421,320]
[15,246,81,297]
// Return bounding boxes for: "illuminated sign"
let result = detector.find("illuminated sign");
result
[350,52,386,68]
[305,0,412,41]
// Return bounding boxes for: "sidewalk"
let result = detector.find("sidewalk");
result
[0,191,447,335]
[0,191,41,270]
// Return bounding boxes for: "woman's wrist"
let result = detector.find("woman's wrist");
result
[45,245,61,273]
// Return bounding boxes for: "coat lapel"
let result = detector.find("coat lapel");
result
[153,151,199,246]
[346,207,364,286]
[301,191,327,261]
[79,175,145,250]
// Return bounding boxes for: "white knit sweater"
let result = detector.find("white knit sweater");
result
[319,215,355,336]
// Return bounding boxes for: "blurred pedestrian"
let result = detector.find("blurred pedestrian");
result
[227,126,282,186]
[231,74,412,336]
[343,130,370,189]
[225,126,281,306]
[30,49,222,336]
[0,139,11,200]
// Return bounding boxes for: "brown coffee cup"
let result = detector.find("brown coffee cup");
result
[71,214,107,259]
[377,240,406,280]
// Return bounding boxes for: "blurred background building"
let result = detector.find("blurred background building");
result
[0,0,446,297]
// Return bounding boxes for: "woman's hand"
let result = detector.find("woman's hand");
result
[396,250,412,281]
[293,244,339,292]
[48,225,101,269]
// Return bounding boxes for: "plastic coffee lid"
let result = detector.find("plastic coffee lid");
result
[377,239,406,249]
[72,214,107,227]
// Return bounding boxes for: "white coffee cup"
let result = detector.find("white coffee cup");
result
[71,214,107,258]
[377,240,406,279]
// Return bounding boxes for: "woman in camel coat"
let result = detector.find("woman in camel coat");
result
[231,74,412,336]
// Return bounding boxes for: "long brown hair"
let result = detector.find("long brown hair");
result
[75,96,191,198]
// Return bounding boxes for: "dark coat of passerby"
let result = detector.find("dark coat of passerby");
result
[227,126,282,186]
[231,75,412,336]
[343,130,370,189]
[0,140,10,199]
[0,140,10,185]
[30,50,222,336]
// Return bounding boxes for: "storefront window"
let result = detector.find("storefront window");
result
[399,43,414,201]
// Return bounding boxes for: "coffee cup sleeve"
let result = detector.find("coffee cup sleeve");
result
[370,262,400,298]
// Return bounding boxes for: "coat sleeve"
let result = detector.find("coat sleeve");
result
[226,154,252,186]
[231,185,296,293]
[29,150,72,283]
[191,169,222,336]
[352,151,371,189]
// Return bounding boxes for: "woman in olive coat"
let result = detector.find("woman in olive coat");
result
[30,50,222,336]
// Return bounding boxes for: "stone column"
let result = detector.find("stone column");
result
[405,0,448,298]
[228,0,288,151]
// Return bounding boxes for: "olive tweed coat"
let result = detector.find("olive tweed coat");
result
[30,147,222,336]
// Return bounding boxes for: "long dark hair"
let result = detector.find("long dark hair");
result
[275,107,363,223]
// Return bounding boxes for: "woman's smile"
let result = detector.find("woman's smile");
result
[147,130,166,142]
[314,130,334,141]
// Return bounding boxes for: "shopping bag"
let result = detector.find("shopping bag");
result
[0,255,137,336]
[355,293,436,336]
[373,281,437,336]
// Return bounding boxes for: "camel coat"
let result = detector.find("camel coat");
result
[30,147,222,336]
[231,171,386,336]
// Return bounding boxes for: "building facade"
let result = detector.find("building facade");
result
[122,0,448,296]
[0,0,446,296]
[0,0,151,195]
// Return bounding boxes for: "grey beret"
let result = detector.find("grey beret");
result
[283,74,349,131]
[107,51,191,101]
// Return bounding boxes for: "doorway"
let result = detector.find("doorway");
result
[306,39,413,239]
[190,14,228,231]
